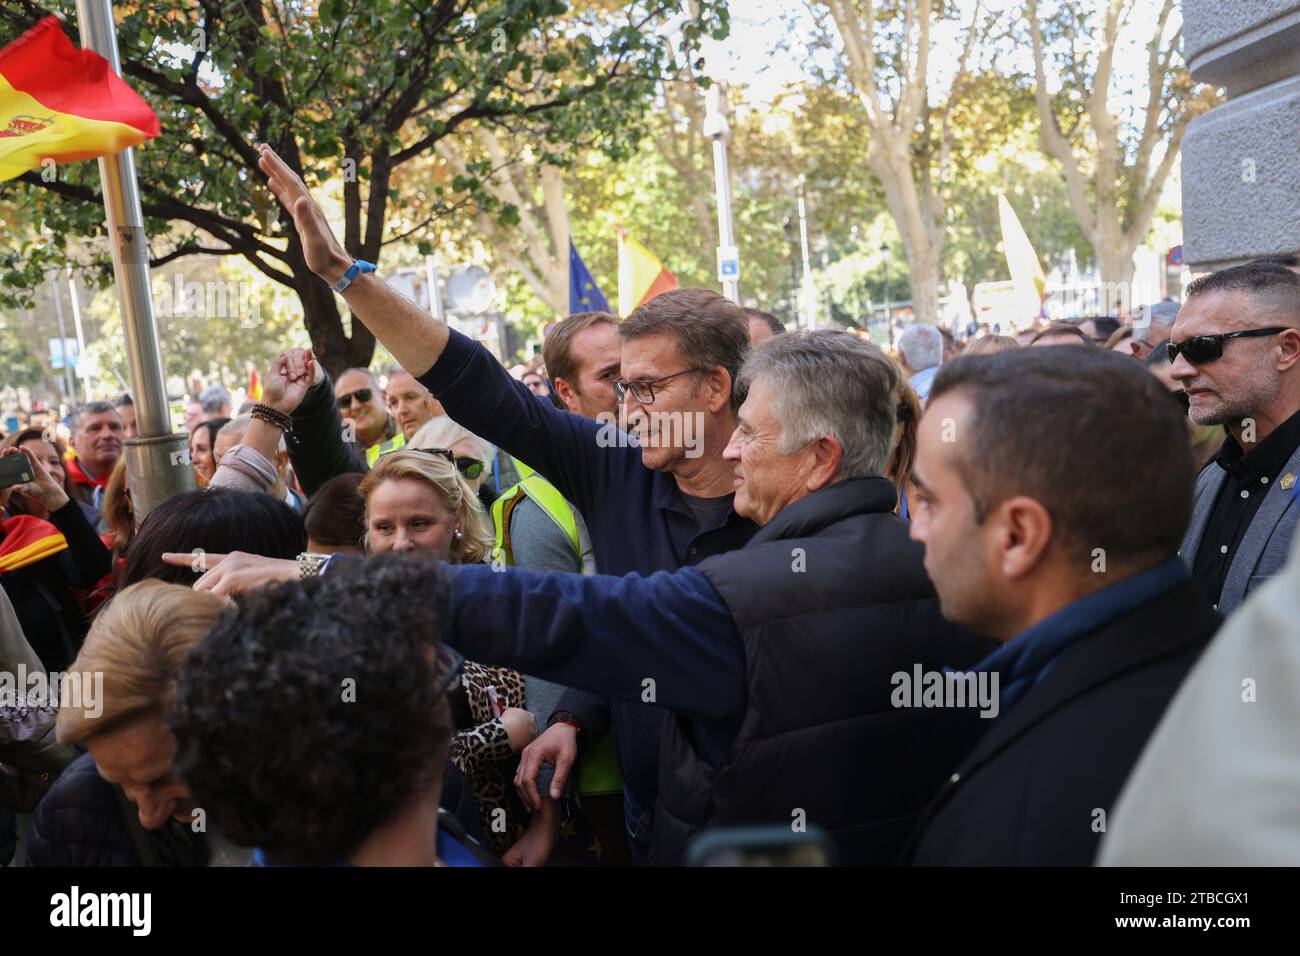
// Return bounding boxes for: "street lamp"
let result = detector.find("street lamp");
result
[703,84,740,303]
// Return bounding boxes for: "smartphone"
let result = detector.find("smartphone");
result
[685,825,835,867]
[0,454,35,490]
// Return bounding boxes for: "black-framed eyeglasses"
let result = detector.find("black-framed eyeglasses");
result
[411,446,484,481]
[436,644,464,698]
[1166,327,1290,365]
[612,368,702,405]
[337,388,373,410]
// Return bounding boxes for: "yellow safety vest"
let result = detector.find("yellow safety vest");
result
[365,431,407,466]
[490,459,621,795]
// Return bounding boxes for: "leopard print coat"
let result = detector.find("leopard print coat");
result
[450,661,527,853]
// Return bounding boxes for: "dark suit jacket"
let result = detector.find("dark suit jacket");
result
[905,579,1220,866]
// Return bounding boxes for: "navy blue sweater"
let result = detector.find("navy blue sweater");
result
[417,330,756,812]
[447,564,745,767]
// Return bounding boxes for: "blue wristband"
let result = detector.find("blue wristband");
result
[331,259,376,293]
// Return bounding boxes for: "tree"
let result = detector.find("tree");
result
[812,0,1003,324]
[0,0,726,377]
[1025,0,1215,291]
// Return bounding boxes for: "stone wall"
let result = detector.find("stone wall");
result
[1181,1,1300,270]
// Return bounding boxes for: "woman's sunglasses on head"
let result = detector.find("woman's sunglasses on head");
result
[410,446,485,481]
[1165,327,1290,365]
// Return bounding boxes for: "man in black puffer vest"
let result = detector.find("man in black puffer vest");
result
[430,330,997,864]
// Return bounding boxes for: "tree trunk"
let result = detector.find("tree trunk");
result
[904,241,942,325]
[1097,235,1136,314]
[872,145,944,325]
[298,277,376,379]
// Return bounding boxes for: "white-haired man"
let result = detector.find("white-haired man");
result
[897,324,943,402]
[375,331,993,864]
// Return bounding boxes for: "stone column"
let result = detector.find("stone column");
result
[1181,1,1300,270]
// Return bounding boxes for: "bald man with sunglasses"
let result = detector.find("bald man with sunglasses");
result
[1168,262,1300,613]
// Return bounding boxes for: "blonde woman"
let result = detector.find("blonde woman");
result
[358,449,493,562]
[27,580,232,866]
[166,448,537,856]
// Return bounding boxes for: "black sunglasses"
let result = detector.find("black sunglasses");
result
[1166,327,1290,365]
[337,388,373,409]
[410,446,484,481]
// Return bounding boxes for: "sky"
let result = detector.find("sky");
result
[702,0,1184,116]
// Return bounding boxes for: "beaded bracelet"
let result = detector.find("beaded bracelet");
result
[251,403,293,434]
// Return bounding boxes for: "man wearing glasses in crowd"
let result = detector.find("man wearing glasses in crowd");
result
[1167,261,1300,613]
[258,143,756,864]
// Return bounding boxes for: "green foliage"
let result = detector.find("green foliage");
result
[0,0,727,374]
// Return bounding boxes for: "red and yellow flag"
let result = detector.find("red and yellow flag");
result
[0,16,159,181]
[0,514,68,574]
[248,367,263,401]
[617,232,677,318]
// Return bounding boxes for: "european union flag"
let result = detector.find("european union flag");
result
[569,241,610,314]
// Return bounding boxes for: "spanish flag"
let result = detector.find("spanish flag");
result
[248,367,263,402]
[997,193,1047,303]
[0,16,160,182]
[617,232,677,318]
[0,514,68,574]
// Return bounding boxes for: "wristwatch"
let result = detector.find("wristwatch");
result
[297,552,332,579]
[547,710,584,735]
[330,259,376,293]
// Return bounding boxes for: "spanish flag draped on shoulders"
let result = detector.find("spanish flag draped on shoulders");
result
[0,513,67,574]
[0,15,159,181]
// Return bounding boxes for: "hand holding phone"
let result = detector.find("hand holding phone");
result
[0,447,68,512]
[0,450,36,490]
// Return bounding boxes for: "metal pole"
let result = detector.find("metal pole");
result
[77,0,192,514]
[703,85,740,303]
[50,275,76,400]
[65,265,91,401]
[881,243,892,347]
[425,254,445,322]
[797,192,814,330]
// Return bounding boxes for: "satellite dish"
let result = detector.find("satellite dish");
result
[444,265,496,315]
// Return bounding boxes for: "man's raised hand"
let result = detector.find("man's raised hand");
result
[257,144,352,284]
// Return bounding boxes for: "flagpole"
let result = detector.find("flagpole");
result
[75,0,192,515]
[703,85,740,304]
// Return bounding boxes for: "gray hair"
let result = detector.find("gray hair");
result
[69,401,118,435]
[1135,299,1180,342]
[898,324,942,371]
[737,330,899,479]
[198,383,231,414]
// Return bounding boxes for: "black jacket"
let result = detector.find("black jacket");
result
[27,752,208,867]
[905,578,1218,866]
[1,500,112,672]
[654,477,997,866]
[286,373,370,498]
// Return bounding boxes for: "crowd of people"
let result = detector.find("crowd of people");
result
[1,146,1298,868]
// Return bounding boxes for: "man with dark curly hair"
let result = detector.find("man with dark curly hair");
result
[169,554,492,867]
